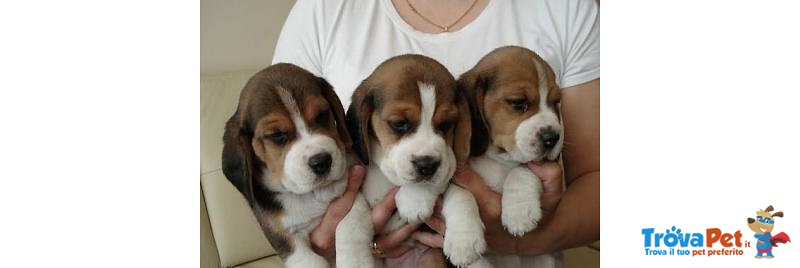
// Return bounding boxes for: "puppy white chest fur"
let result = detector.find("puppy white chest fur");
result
[277,178,347,234]
[469,152,517,193]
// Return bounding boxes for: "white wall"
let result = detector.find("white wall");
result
[201,0,296,74]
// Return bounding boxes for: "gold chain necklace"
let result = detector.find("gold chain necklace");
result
[406,0,479,32]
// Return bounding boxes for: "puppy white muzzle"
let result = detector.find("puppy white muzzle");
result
[283,134,346,194]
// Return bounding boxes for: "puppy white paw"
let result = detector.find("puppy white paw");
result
[285,252,329,268]
[396,198,433,223]
[395,185,437,223]
[501,202,542,236]
[500,167,544,237]
[443,231,487,267]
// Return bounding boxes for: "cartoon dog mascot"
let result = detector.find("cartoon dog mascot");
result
[747,205,791,259]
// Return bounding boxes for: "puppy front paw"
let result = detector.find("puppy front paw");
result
[443,230,487,267]
[500,167,544,236]
[396,198,433,223]
[395,185,437,223]
[501,201,542,236]
[285,252,329,268]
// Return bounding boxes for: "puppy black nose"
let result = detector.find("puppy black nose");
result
[308,153,332,175]
[538,128,560,150]
[747,218,755,224]
[412,156,440,179]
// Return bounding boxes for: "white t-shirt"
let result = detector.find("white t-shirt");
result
[273,0,599,107]
[271,1,598,265]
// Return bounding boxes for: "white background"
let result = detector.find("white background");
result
[603,0,800,267]
[0,1,198,266]
[1,0,799,267]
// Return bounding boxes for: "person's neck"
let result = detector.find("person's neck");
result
[392,0,490,34]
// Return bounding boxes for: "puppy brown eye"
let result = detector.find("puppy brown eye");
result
[508,99,529,112]
[437,121,453,134]
[315,111,330,125]
[389,120,410,134]
[266,132,289,145]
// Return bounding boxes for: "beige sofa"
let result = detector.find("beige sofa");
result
[199,70,600,268]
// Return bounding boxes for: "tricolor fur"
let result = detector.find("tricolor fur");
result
[347,55,487,267]
[459,46,563,267]
[222,63,374,267]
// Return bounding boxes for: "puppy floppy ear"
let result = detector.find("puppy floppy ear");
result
[765,205,775,212]
[458,68,495,156]
[317,77,352,149]
[346,81,374,164]
[453,88,472,163]
[221,111,256,204]
[772,211,784,218]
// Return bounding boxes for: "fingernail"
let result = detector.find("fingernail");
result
[351,165,365,174]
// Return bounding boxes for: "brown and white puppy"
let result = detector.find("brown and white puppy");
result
[222,63,374,268]
[459,46,562,267]
[347,55,486,267]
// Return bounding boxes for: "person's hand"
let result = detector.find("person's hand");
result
[524,161,565,222]
[410,198,445,248]
[370,187,421,258]
[414,162,564,255]
[309,165,366,259]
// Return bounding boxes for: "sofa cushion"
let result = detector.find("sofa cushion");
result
[200,70,258,174]
[202,169,277,266]
[201,186,221,268]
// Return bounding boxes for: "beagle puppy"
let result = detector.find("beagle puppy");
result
[347,55,487,267]
[458,46,562,267]
[222,63,374,268]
